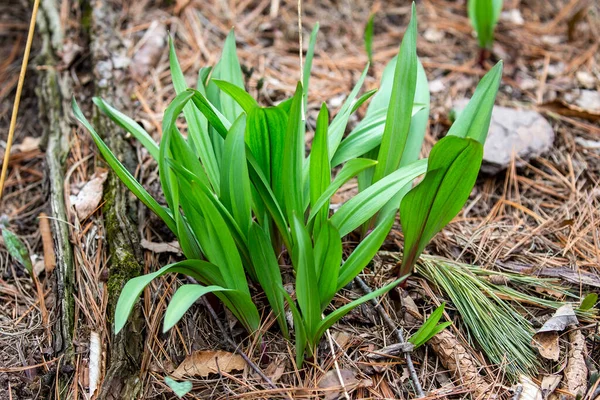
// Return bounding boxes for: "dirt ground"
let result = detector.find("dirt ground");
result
[1,0,599,399]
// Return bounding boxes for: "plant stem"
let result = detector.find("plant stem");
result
[354,276,425,398]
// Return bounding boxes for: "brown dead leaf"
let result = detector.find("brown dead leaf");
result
[72,169,108,220]
[11,137,40,153]
[172,350,245,379]
[318,369,372,400]
[540,375,561,399]
[131,21,167,80]
[519,375,542,400]
[263,355,286,383]
[532,331,560,361]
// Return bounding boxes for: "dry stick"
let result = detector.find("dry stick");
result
[354,276,425,398]
[0,0,41,201]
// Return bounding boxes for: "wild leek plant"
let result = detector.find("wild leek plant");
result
[468,0,503,49]
[73,3,502,365]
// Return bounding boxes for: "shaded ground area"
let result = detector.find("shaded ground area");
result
[1,0,599,398]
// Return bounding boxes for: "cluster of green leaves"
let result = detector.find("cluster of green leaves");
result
[408,303,451,348]
[73,3,501,365]
[468,0,503,49]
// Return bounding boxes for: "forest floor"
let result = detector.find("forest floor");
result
[1,0,599,399]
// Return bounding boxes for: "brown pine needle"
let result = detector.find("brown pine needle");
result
[0,0,41,201]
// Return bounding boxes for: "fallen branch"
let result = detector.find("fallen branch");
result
[354,276,425,398]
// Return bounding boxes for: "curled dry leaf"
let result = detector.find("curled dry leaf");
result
[72,169,108,220]
[131,21,167,80]
[318,369,372,400]
[89,331,101,398]
[532,304,578,361]
[171,350,245,379]
[11,137,40,153]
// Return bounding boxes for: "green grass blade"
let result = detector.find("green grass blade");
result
[303,23,320,104]
[114,260,225,333]
[210,29,245,122]
[169,38,220,192]
[290,213,321,335]
[399,136,483,277]
[447,61,502,144]
[408,303,448,348]
[72,98,176,233]
[93,97,159,160]
[315,277,405,343]
[331,104,424,167]
[307,158,377,224]
[282,83,305,221]
[336,212,395,290]
[330,159,427,236]
[309,104,330,232]
[371,2,418,185]
[281,289,309,366]
[248,223,289,337]
[163,284,231,332]
[212,79,258,113]
[364,14,375,64]
[314,221,342,310]
[468,0,502,49]
[220,114,253,237]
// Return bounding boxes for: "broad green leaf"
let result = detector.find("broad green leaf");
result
[399,136,483,276]
[93,97,159,160]
[282,83,305,221]
[220,114,253,236]
[164,284,231,332]
[364,14,375,64]
[309,104,330,233]
[314,277,405,343]
[307,158,378,224]
[169,38,220,192]
[248,223,289,337]
[2,228,33,274]
[114,260,225,333]
[336,211,395,290]
[164,377,192,399]
[72,98,176,233]
[580,293,598,311]
[371,3,418,185]
[468,0,503,49]
[330,159,427,236]
[281,289,309,366]
[290,213,321,335]
[408,303,450,348]
[331,104,424,167]
[314,221,342,310]
[447,61,502,144]
[187,89,232,138]
[212,79,258,113]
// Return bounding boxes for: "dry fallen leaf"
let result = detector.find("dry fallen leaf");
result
[140,239,182,254]
[171,350,245,379]
[263,355,286,383]
[72,169,108,220]
[532,304,578,361]
[519,375,542,400]
[318,369,372,400]
[563,329,587,397]
[540,374,561,399]
[11,137,40,153]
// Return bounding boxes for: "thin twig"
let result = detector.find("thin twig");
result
[324,319,350,400]
[0,0,41,201]
[354,276,425,398]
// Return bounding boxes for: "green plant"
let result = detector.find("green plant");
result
[408,303,451,348]
[468,0,503,50]
[73,3,502,365]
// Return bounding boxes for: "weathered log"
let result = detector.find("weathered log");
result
[88,0,145,398]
